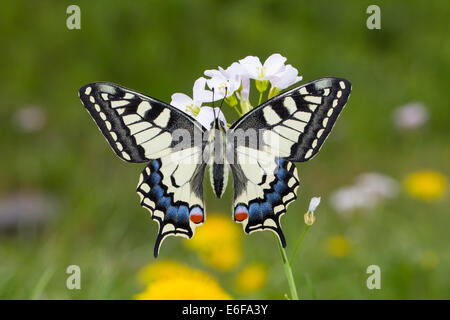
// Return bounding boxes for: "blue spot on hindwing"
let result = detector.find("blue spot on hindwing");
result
[150,185,164,199]
[151,160,160,171]
[266,192,279,204]
[150,172,161,186]
[276,167,288,180]
[178,205,189,218]
[249,202,261,219]
[167,205,177,218]
[273,180,287,194]
[158,196,171,209]
[260,202,272,215]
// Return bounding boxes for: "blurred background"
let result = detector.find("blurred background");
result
[0,0,449,299]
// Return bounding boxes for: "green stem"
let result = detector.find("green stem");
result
[30,267,54,300]
[258,92,263,105]
[304,273,317,300]
[276,236,299,300]
[233,104,243,117]
[289,225,310,266]
[234,92,245,116]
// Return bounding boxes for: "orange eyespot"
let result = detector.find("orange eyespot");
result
[189,210,204,224]
[234,207,248,222]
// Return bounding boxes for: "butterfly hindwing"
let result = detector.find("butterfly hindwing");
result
[230,148,299,245]
[79,82,205,162]
[137,147,206,257]
[230,77,351,162]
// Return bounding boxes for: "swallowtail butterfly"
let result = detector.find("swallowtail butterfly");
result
[79,77,351,256]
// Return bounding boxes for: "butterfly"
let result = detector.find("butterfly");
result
[79,77,351,257]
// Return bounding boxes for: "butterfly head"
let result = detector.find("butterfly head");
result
[211,87,227,131]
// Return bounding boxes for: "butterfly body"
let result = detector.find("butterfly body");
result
[207,118,229,198]
[79,77,351,256]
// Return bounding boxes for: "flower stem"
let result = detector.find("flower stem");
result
[233,104,243,117]
[289,225,310,266]
[30,267,54,299]
[276,235,299,300]
[258,92,263,105]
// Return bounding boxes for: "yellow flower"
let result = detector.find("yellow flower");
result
[135,276,232,300]
[185,214,242,271]
[135,261,232,300]
[235,263,267,293]
[137,260,198,285]
[325,236,351,258]
[403,170,447,201]
[200,246,242,272]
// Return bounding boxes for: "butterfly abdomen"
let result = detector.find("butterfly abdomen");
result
[211,163,229,198]
[208,119,229,198]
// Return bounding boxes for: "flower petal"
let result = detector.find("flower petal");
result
[239,56,262,79]
[193,77,207,93]
[269,64,303,89]
[263,53,287,76]
[170,93,193,111]
[308,197,321,213]
[192,77,212,105]
[195,107,227,130]
[204,69,222,79]
[204,64,242,100]
[226,62,246,81]
[239,76,250,102]
[392,102,429,130]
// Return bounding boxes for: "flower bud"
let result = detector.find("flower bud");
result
[268,86,281,99]
[240,99,252,114]
[255,80,269,93]
[304,197,321,226]
[225,94,238,107]
[304,212,316,226]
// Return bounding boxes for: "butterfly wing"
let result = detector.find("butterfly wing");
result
[79,82,205,162]
[230,77,351,161]
[79,82,207,256]
[138,150,206,257]
[229,77,351,245]
[230,148,299,246]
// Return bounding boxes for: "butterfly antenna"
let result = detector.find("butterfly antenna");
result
[213,87,227,125]
[218,87,227,111]
[212,87,218,119]
[214,87,227,121]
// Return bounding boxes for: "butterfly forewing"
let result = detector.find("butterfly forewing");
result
[230,77,351,162]
[79,82,205,162]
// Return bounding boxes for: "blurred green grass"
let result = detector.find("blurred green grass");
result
[0,0,449,299]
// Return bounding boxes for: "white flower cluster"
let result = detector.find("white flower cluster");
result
[170,53,302,129]
[392,102,429,130]
[329,173,399,215]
